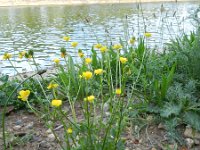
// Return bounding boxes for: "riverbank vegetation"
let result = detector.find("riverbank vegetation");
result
[1,9,200,150]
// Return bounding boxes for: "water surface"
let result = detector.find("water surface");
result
[0,2,199,75]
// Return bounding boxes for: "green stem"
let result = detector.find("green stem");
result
[86,101,93,148]
[32,56,39,72]
[58,109,71,150]
[9,59,23,80]
[114,101,124,148]
[101,106,115,150]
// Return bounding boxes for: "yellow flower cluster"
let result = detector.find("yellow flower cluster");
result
[51,99,62,107]
[94,43,102,49]
[115,88,121,95]
[82,71,93,80]
[100,46,107,53]
[85,95,95,103]
[71,42,78,48]
[47,82,59,89]
[94,69,103,75]
[19,51,26,59]
[78,52,84,58]
[63,36,70,42]
[67,128,73,134]
[61,52,67,58]
[129,37,136,44]
[120,57,128,64]
[3,53,12,60]
[18,90,30,101]
[144,32,152,38]
[113,44,122,50]
[53,58,60,64]
[85,58,92,65]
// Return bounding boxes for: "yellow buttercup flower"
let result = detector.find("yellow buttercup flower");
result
[115,88,121,95]
[60,47,67,58]
[120,57,128,64]
[86,95,95,103]
[78,52,84,58]
[94,43,102,49]
[113,44,122,50]
[53,58,60,64]
[63,36,70,42]
[67,128,73,134]
[61,52,66,58]
[47,83,59,89]
[100,46,107,53]
[144,32,152,38]
[82,71,93,80]
[78,49,84,58]
[94,69,103,75]
[129,37,136,44]
[18,90,30,101]
[71,42,78,48]
[51,99,62,107]
[19,51,26,59]
[3,53,12,60]
[85,58,92,65]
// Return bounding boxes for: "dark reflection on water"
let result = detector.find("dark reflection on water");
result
[0,2,199,75]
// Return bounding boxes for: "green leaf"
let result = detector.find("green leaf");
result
[160,102,182,118]
[184,111,200,131]
[91,47,98,69]
[0,75,9,83]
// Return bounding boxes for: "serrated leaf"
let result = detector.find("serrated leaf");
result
[160,103,182,118]
[184,111,200,131]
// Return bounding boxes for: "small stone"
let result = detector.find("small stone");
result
[184,127,200,140]
[25,122,34,129]
[139,139,143,144]
[47,133,55,142]
[46,129,52,134]
[13,125,22,130]
[32,135,42,142]
[185,138,194,148]
[15,120,23,125]
[39,140,51,148]
[22,116,28,120]
[7,128,13,132]
[194,139,200,145]
[158,123,165,129]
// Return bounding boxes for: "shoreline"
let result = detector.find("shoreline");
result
[0,0,198,7]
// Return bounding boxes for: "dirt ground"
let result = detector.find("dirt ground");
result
[1,104,200,150]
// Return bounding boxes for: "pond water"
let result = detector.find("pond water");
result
[0,2,199,75]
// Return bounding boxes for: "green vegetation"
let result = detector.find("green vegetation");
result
[1,9,200,150]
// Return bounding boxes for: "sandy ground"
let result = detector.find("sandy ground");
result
[0,0,197,7]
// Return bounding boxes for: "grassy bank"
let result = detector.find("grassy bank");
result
[1,7,200,150]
